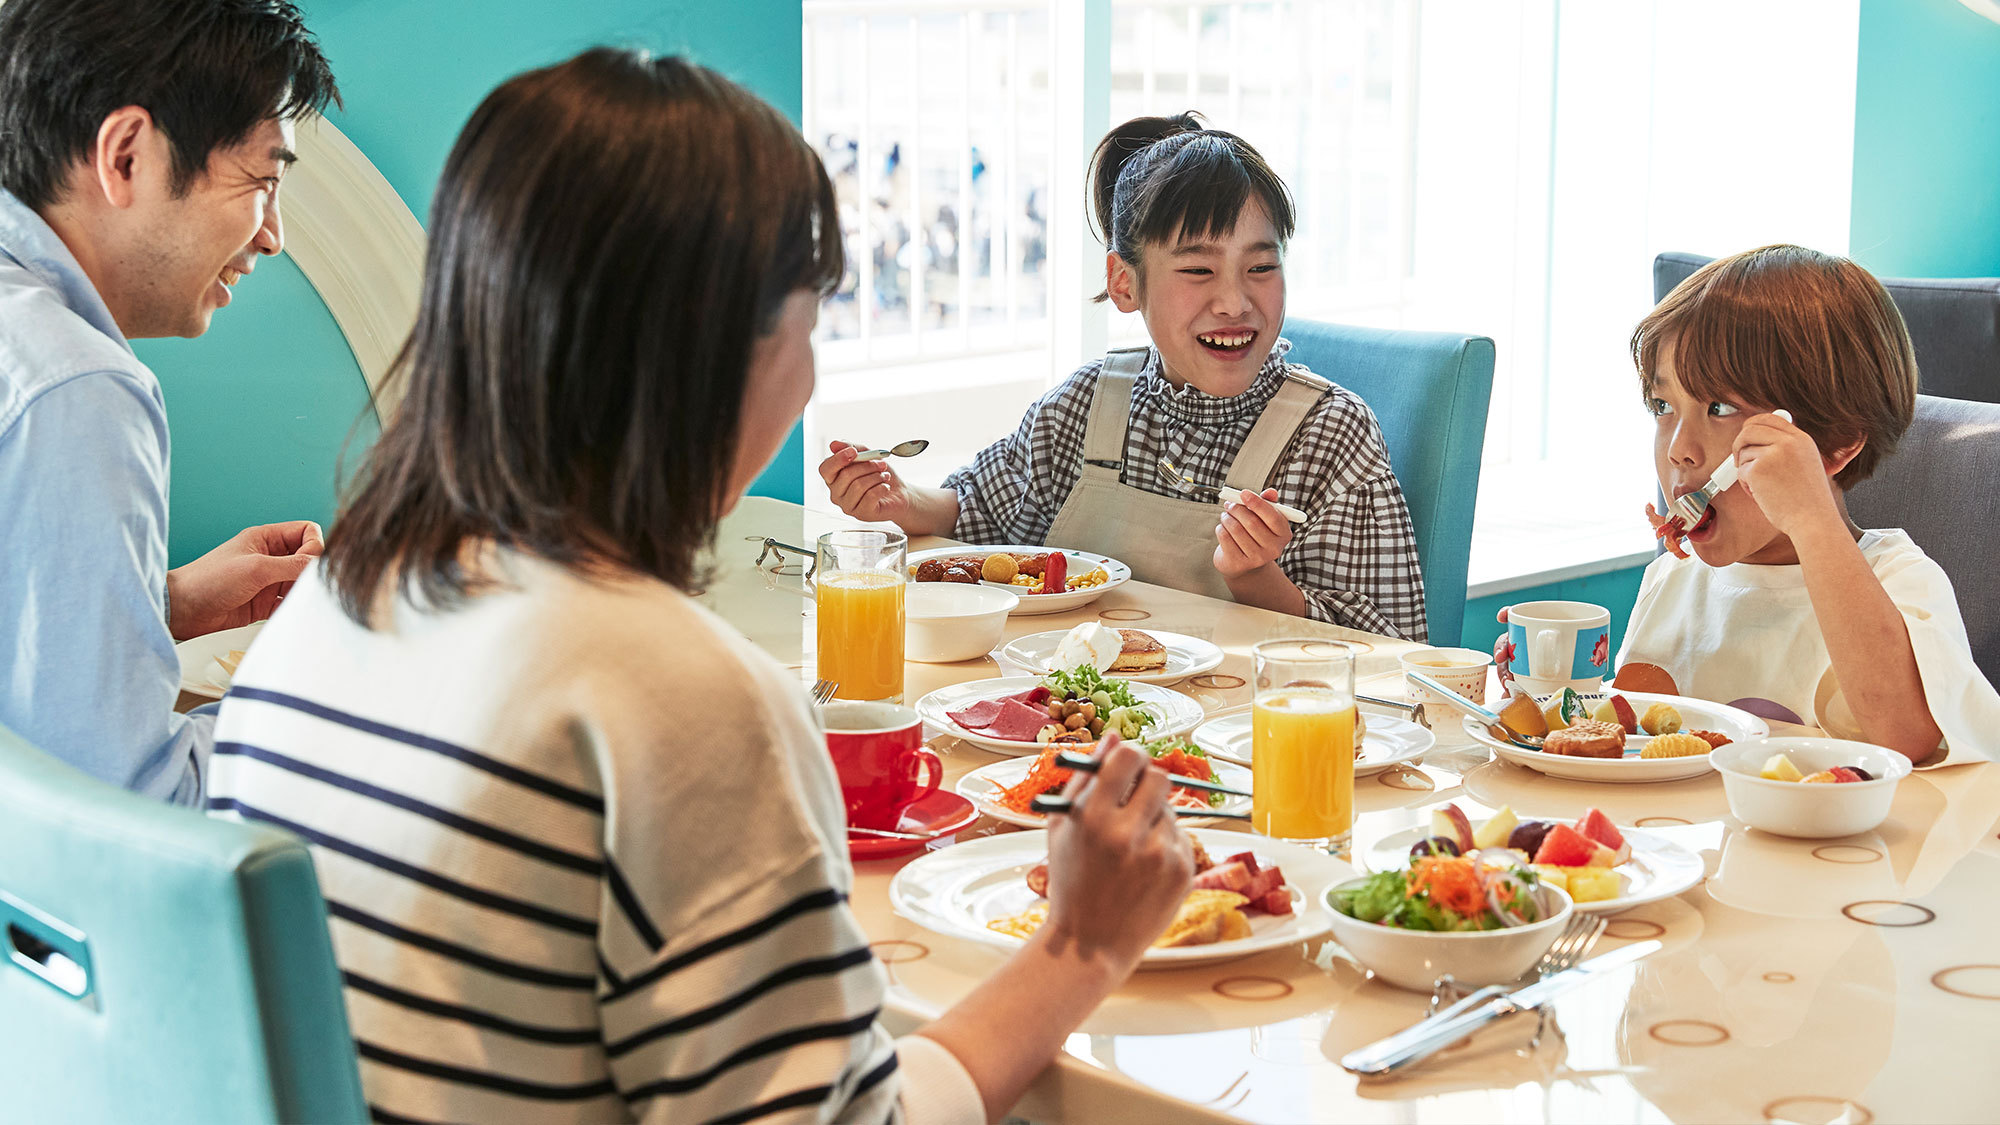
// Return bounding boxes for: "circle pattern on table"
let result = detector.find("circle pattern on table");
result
[1811,844,1882,865]
[869,940,930,964]
[1841,900,1936,927]
[1762,1096,1873,1125]
[1377,768,1435,792]
[1930,965,2000,1000]
[1636,816,1693,827]
[1764,972,1796,983]
[1606,917,1666,940]
[1647,1019,1730,1047]
[1189,673,1246,690]
[1212,976,1294,1001]
[1099,608,1151,621]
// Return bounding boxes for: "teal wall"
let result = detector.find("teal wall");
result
[1851,0,2000,276]
[144,0,807,565]
[1459,567,1647,660]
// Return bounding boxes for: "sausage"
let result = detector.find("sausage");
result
[942,564,979,584]
[1039,551,1067,595]
[914,559,946,582]
[1025,862,1049,897]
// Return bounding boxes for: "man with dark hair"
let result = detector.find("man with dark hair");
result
[0,0,341,804]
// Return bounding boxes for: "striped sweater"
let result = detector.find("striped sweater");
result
[207,550,980,1124]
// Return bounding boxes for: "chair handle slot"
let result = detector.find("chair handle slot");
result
[1,890,93,1001]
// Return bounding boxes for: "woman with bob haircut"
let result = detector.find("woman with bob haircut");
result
[207,48,1191,1124]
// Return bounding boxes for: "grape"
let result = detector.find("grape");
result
[1507,820,1553,855]
[1410,836,1460,859]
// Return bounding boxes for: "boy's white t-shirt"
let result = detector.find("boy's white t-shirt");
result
[1618,529,1999,761]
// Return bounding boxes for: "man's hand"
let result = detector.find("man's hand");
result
[166,520,324,640]
[1732,412,1848,540]
[1212,489,1293,578]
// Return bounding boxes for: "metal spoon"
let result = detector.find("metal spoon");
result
[1156,454,1307,523]
[1406,669,1547,751]
[852,440,930,461]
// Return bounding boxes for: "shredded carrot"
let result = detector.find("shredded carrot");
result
[996,746,1084,813]
[1407,856,1488,918]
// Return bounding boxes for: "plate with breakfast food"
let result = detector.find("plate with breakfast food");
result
[175,621,264,700]
[906,545,1130,615]
[1191,709,1435,778]
[1364,802,1704,915]
[1467,687,1769,782]
[956,735,1252,828]
[998,622,1224,685]
[890,827,1351,968]
[917,670,1204,755]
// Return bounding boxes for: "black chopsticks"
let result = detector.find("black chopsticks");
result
[1028,749,1253,819]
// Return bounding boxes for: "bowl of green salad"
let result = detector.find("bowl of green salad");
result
[1323,853,1573,991]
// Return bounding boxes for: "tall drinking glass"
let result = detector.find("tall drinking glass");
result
[815,530,906,703]
[1251,638,1357,853]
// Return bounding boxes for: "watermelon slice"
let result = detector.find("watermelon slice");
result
[1534,822,1615,868]
[1575,808,1632,865]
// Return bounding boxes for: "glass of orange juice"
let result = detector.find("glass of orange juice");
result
[815,530,907,703]
[1251,638,1357,853]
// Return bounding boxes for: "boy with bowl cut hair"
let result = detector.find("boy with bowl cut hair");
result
[1618,244,2000,761]
[0,0,339,803]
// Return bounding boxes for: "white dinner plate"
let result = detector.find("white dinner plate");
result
[890,828,1351,968]
[905,545,1131,615]
[1363,824,1705,915]
[1191,711,1436,778]
[916,675,1205,755]
[955,751,1254,828]
[174,621,265,700]
[1466,691,1769,783]
[997,628,1225,685]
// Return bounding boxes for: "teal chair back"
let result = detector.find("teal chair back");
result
[1280,318,1497,645]
[0,725,366,1123]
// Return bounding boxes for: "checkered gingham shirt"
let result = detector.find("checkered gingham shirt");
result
[941,340,1429,641]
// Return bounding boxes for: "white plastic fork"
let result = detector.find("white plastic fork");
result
[1667,408,1792,529]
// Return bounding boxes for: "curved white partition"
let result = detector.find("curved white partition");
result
[284,115,427,423]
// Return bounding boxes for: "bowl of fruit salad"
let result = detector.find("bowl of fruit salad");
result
[1710,737,1912,839]
[1323,853,1573,991]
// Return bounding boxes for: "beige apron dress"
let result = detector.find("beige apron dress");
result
[1043,346,1328,602]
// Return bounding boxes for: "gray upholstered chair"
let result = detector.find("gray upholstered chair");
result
[1845,394,2000,687]
[1653,252,2000,404]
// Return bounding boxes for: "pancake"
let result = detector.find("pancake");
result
[1109,629,1167,673]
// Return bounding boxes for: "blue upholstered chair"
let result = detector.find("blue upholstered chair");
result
[1280,318,1498,645]
[1846,395,2000,687]
[0,726,366,1123]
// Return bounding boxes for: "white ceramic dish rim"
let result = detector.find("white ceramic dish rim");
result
[1322,876,1575,940]
[1708,736,1913,791]
[1464,691,1770,781]
[1192,711,1436,777]
[905,581,1021,618]
[889,827,1347,966]
[954,753,1253,828]
[1361,824,1705,915]
[914,675,1206,754]
[996,628,1226,685]
[905,545,1132,614]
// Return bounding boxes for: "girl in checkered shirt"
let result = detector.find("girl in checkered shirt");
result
[820,112,1427,638]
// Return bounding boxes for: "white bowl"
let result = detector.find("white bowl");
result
[1322,879,1574,991]
[1710,737,1912,839]
[904,582,1019,663]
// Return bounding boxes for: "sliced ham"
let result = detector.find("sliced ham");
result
[949,687,1057,742]
[1191,861,1252,894]
[1253,890,1293,916]
[1242,867,1284,902]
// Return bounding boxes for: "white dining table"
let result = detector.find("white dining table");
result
[702,496,2000,1125]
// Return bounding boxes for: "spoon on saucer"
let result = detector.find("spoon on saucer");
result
[852,440,930,461]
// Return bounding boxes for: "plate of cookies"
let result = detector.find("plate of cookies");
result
[1465,689,1769,782]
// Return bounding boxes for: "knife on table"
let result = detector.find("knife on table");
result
[1339,939,1663,1076]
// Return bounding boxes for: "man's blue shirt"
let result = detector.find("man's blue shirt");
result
[0,189,211,804]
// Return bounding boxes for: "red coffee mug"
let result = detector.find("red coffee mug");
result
[820,701,942,830]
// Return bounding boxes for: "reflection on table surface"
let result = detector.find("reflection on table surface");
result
[704,499,2000,1125]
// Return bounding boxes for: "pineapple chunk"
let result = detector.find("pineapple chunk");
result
[1531,865,1570,893]
[1561,865,1622,904]
[1760,753,1804,782]
[1473,806,1520,850]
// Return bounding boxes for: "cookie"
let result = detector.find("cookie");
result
[1543,719,1626,758]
